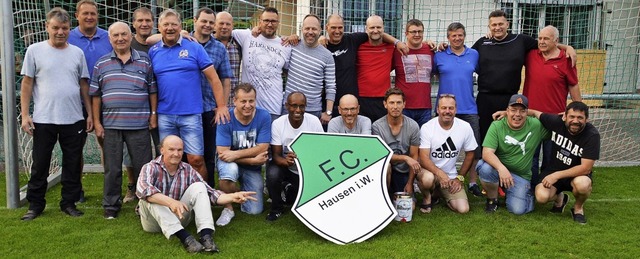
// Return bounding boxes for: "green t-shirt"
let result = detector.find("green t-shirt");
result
[482,117,550,180]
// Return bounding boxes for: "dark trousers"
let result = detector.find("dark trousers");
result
[27,121,86,212]
[202,110,217,187]
[531,140,553,187]
[150,127,160,158]
[476,93,513,149]
[266,163,299,213]
[103,128,152,211]
[359,97,386,123]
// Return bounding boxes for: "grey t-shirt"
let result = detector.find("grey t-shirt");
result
[327,115,372,134]
[372,115,420,173]
[21,41,89,124]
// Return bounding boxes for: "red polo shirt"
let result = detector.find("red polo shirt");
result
[523,49,578,113]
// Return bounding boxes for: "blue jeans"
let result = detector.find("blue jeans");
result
[158,114,204,155]
[216,159,264,214]
[477,159,534,215]
[402,108,432,127]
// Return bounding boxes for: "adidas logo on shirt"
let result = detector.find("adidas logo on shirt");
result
[431,137,459,158]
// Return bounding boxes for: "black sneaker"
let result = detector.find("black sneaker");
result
[104,209,118,219]
[571,208,587,224]
[182,235,204,253]
[62,207,84,217]
[550,193,569,213]
[266,211,282,221]
[468,184,483,197]
[485,199,498,213]
[199,234,219,253]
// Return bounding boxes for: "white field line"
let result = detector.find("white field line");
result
[1,198,639,210]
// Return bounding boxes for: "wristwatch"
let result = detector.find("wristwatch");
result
[325,110,332,116]
[456,175,465,182]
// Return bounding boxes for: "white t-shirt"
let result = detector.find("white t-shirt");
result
[420,117,477,179]
[271,113,324,173]
[21,41,89,124]
[232,29,291,115]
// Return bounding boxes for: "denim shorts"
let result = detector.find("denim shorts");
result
[402,108,432,127]
[216,158,264,214]
[158,114,204,155]
[477,159,534,215]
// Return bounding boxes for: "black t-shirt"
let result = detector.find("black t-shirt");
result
[472,33,536,94]
[131,35,150,53]
[540,113,601,173]
[327,32,369,102]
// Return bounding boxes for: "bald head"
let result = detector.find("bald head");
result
[161,135,183,148]
[217,11,232,20]
[339,94,359,107]
[365,15,384,44]
[214,11,234,41]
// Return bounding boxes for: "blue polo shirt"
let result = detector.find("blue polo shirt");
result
[434,46,479,115]
[191,32,233,112]
[68,27,112,77]
[149,37,213,115]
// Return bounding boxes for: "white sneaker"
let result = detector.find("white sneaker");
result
[216,208,235,226]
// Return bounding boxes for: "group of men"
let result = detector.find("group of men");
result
[18,1,600,254]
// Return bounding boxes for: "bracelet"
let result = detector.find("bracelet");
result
[394,39,400,46]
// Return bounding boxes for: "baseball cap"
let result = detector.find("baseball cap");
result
[508,94,528,109]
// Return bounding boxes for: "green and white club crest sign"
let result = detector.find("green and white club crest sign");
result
[289,132,396,245]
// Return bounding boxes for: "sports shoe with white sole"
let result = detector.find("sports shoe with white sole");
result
[216,208,235,226]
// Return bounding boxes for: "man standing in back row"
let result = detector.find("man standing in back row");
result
[523,25,581,186]
[393,19,435,127]
[20,7,93,220]
[232,7,291,120]
[434,22,483,197]
[90,22,156,219]
[149,9,229,180]
[284,14,336,124]
[358,15,404,122]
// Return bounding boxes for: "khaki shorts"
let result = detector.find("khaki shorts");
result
[435,180,468,202]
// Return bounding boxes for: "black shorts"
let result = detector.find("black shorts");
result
[539,171,593,194]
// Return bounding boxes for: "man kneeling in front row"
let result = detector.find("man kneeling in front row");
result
[136,135,256,253]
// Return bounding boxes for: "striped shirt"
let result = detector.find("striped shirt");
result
[284,43,336,112]
[89,49,157,130]
[194,33,233,112]
[137,156,223,204]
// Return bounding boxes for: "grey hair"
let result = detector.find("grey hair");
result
[158,9,181,24]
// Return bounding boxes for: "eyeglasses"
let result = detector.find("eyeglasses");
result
[340,107,358,113]
[439,93,456,99]
[262,19,279,25]
[407,30,424,35]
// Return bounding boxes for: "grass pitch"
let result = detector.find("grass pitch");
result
[1,166,639,258]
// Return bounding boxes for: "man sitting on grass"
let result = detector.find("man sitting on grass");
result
[136,135,256,253]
